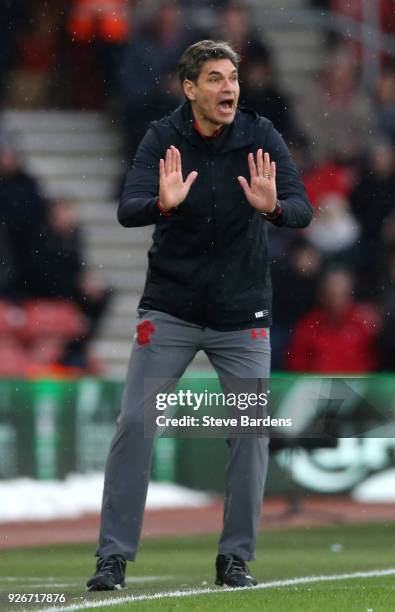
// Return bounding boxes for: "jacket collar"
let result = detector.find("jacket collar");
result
[168,101,258,152]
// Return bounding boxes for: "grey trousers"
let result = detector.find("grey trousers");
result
[97,309,271,562]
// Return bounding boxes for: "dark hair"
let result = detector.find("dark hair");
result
[177,40,240,85]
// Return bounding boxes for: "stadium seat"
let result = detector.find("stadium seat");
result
[23,300,87,341]
[0,338,30,376]
[29,337,65,365]
[0,301,27,337]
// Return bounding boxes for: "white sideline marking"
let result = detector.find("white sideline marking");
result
[38,568,395,612]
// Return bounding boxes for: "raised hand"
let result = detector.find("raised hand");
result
[159,146,198,211]
[237,150,277,213]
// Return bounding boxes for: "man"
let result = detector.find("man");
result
[0,134,48,299]
[87,40,312,591]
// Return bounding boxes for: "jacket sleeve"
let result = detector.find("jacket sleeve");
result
[118,125,162,227]
[264,122,313,228]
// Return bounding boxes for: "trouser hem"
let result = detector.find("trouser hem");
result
[96,546,136,562]
[217,546,256,562]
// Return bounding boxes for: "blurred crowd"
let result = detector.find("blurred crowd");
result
[0,132,111,373]
[1,0,395,374]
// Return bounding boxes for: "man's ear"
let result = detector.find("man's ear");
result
[183,79,196,102]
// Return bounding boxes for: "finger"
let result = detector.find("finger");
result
[185,170,198,189]
[263,152,271,177]
[256,149,264,176]
[248,152,257,179]
[170,146,177,173]
[174,146,181,174]
[165,148,171,175]
[238,175,251,196]
[159,158,165,182]
[270,161,276,181]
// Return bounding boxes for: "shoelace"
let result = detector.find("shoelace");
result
[224,555,247,576]
[99,556,125,575]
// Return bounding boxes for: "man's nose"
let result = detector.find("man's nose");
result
[221,79,236,91]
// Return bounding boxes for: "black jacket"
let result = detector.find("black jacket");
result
[119,102,312,330]
[0,170,47,298]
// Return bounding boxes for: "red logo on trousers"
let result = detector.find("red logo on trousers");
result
[136,320,156,345]
[251,329,267,340]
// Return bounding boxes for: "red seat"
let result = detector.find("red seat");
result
[23,300,86,341]
[0,339,30,377]
[0,301,27,337]
[29,337,65,365]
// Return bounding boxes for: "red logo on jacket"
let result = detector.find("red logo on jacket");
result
[136,320,156,345]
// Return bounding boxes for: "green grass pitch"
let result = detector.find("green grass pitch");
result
[0,522,394,611]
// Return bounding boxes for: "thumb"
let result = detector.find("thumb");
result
[185,170,198,189]
[237,175,250,194]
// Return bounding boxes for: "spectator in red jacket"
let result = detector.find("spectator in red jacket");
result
[286,268,379,373]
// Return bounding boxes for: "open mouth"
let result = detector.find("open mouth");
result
[218,99,234,111]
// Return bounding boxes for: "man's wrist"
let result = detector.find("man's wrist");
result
[260,200,282,221]
[157,199,172,217]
